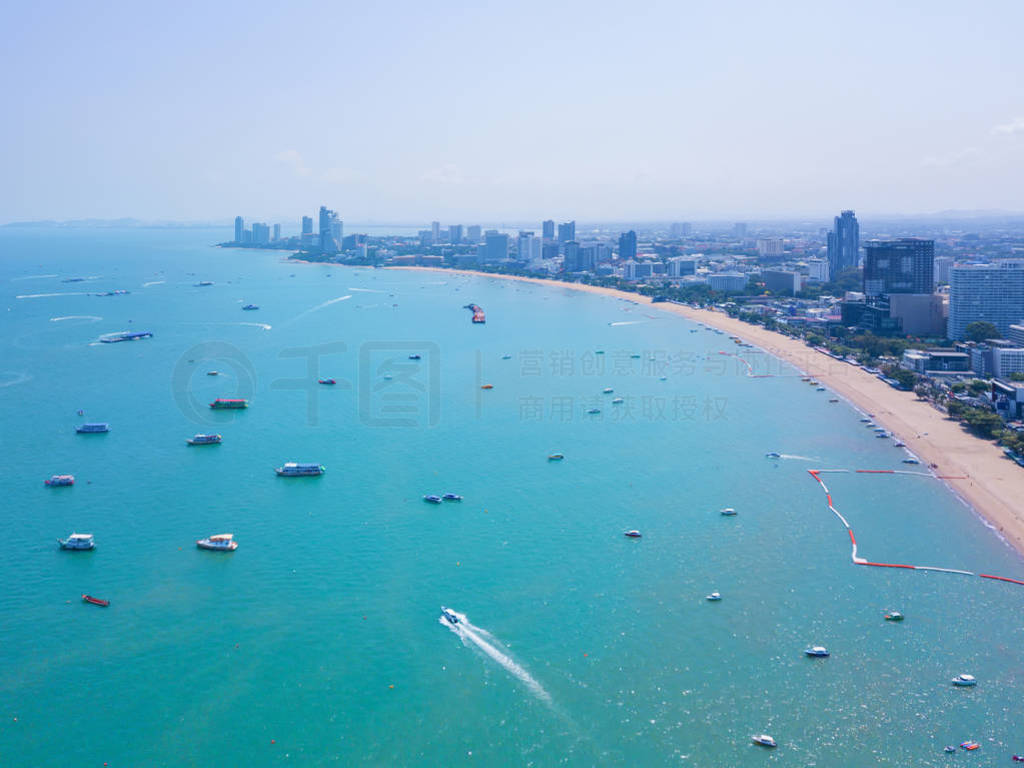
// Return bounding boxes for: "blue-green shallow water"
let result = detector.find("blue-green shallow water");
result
[1,228,1023,766]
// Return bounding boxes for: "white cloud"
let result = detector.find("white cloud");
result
[922,147,981,168]
[993,117,1024,135]
[275,149,311,177]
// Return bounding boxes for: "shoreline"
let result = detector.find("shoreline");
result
[334,262,1024,559]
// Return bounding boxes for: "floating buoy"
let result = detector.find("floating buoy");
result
[271,739,275,744]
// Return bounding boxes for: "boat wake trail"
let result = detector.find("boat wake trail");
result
[236,321,272,330]
[50,315,102,323]
[142,280,165,287]
[11,274,58,281]
[608,320,647,326]
[348,287,387,293]
[778,454,816,462]
[16,292,89,299]
[441,610,552,705]
[292,294,352,322]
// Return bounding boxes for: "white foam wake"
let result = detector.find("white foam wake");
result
[50,315,102,323]
[11,274,58,281]
[348,287,387,293]
[608,320,647,326]
[440,609,552,705]
[142,280,165,287]
[290,295,352,323]
[237,321,272,330]
[16,292,88,299]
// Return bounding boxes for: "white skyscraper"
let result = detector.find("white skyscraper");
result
[948,261,1024,340]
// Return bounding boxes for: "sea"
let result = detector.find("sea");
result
[1,227,1022,767]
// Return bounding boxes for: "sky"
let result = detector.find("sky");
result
[3,0,1024,224]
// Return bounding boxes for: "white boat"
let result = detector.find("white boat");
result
[706,592,721,601]
[196,533,237,551]
[58,533,95,550]
[602,387,613,394]
[804,646,830,657]
[952,674,977,687]
[623,530,642,538]
[187,433,222,445]
[611,397,624,404]
[751,734,777,748]
[720,507,737,516]
[586,408,601,414]
[75,423,110,434]
[275,462,325,476]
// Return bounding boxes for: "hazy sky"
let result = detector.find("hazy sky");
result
[3,0,1023,223]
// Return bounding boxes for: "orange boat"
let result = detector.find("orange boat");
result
[480,384,493,390]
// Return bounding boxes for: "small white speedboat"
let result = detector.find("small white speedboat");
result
[804,646,830,657]
[952,674,977,687]
[624,530,642,538]
[720,507,737,516]
[440,606,459,625]
[706,592,721,601]
[751,734,777,748]
[602,387,613,394]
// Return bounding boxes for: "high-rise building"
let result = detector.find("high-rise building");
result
[732,223,747,237]
[557,221,575,243]
[756,238,785,258]
[762,269,802,295]
[668,257,697,277]
[480,233,509,263]
[431,221,441,245]
[272,223,281,241]
[934,256,955,286]
[862,239,934,296]
[827,210,860,276]
[251,222,271,244]
[234,216,244,243]
[449,224,463,244]
[542,220,555,240]
[563,241,594,272]
[517,231,540,262]
[466,225,482,243]
[302,216,313,235]
[319,206,341,253]
[948,261,1024,340]
[670,222,692,238]
[618,230,637,261]
[542,243,559,260]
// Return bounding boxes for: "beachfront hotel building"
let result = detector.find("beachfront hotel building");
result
[863,239,934,296]
[948,261,1024,340]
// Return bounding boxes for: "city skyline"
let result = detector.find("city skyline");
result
[4,1,1024,224]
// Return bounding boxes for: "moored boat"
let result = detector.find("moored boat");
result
[884,611,904,622]
[952,674,977,687]
[59,533,95,550]
[196,533,237,551]
[624,530,642,538]
[442,493,462,501]
[804,646,830,657]
[75,422,110,433]
[751,734,777,748]
[423,494,442,504]
[187,433,222,445]
[210,398,248,409]
[960,741,980,751]
[82,594,109,607]
[318,378,336,385]
[45,474,75,486]
[275,462,325,477]
[242,304,259,310]
[547,453,565,461]
[720,507,737,516]
[706,591,722,601]
[480,384,493,390]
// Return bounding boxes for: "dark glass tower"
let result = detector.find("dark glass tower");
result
[862,238,934,296]
[827,210,860,276]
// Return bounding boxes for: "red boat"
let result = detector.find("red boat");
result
[82,594,109,607]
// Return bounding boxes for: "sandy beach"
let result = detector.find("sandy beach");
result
[388,265,1024,557]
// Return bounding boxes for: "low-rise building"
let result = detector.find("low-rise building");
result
[901,349,971,374]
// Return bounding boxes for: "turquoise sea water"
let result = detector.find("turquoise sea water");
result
[1,228,1023,767]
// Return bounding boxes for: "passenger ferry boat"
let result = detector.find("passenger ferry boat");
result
[209,398,248,409]
[45,474,75,486]
[76,422,110,433]
[275,462,325,477]
[100,331,153,343]
[187,433,222,445]
[58,533,95,550]
[196,533,237,551]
